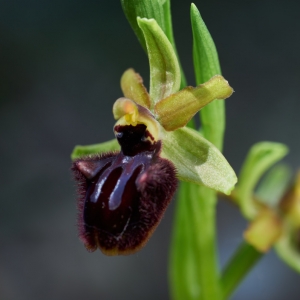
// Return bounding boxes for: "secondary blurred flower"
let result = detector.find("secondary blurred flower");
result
[236,143,300,272]
[276,172,300,272]
[233,142,288,252]
[71,18,236,255]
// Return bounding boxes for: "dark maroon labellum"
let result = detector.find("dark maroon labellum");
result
[72,124,177,255]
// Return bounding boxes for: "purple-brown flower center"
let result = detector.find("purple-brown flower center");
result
[114,124,157,156]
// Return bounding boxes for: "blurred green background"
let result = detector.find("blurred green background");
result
[1,0,300,299]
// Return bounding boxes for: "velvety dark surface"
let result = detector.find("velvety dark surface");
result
[1,0,300,299]
[73,126,177,255]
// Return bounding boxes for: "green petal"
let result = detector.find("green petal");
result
[275,223,300,273]
[161,127,237,194]
[256,164,292,207]
[191,3,224,151]
[236,142,289,220]
[137,18,181,107]
[112,98,138,121]
[155,75,233,131]
[71,139,120,160]
[120,69,151,109]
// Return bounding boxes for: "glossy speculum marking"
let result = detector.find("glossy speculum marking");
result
[72,124,177,255]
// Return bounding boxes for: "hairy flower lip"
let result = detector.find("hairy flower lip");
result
[73,141,177,255]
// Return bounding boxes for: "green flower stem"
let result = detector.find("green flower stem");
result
[193,186,221,300]
[221,242,263,299]
[170,183,221,300]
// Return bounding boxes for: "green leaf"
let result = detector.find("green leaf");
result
[256,164,292,207]
[121,0,166,52]
[137,18,181,107]
[120,68,151,109]
[191,3,225,151]
[162,0,187,89]
[71,139,120,160]
[161,127,237,195]
[236,142,289,219]
[161,0,174,50]
[155,75,233,131]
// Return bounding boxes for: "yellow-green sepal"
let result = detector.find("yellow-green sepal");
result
[137,18,181,107]
[121,0,187,89]
[71,139,120,160]
[161,126,237,195]
[155,75,233,131]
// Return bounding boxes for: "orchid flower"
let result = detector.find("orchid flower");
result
[71,18,236,255]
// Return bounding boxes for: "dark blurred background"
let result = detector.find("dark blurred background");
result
[1,0,300,299]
